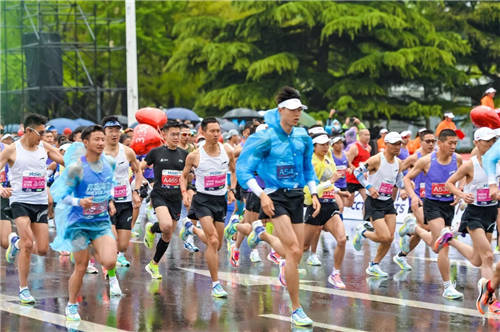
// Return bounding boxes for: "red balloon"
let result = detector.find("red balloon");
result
[135,107,167,129]
[470,105,500,129]
[130,124,163,155]
[17,129,24,137]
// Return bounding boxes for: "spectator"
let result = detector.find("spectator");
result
[377,128,388,152]
[480,87,496,109]
[1,134,14,145]
[119,133,131,146]
[435,112,456,137]
[69,126,85,142]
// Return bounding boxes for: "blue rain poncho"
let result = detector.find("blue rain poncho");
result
[50,142,116,252]
[483,139,500,185]
[236,108,316,192]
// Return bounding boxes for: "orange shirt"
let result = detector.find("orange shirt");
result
[481,95,495,109]
[377,137,386,152]
[408,137,420,154]
[435,120,456,137]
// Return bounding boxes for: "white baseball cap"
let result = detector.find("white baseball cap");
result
[277,98,308,110]
[418,128,427,133]
[255,124,268,132]
[474,127,496,141]
[1,134,13,141]
[485,88,496,94]
[379,128,388,135]
[384,132,403,144]
[330,136,344,144]
[400,130,411,138]
[444,112,455,119]
[312,134,330,145]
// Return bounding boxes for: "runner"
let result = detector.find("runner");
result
[303,133,347,287]
[102,116,143,268]
[351,132,405,277]
[236,86,319,326]
[0,113,64,304]
[179,118,237,298]
[50,125,122,321]
[0,141,19,258]
[142,121,188,279]
[179,124,196,153]
[401,129,463,299]
[431,127,498,314]
[393,129,435,271]
[331,136,350,210]
[345,128,371,207]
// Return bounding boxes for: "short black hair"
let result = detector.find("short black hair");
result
[81,125,105,141]
[438,129,457,142]
[57,135,69,146]
[101,115,119,126]
[419,129,434,140]
[276,86,301,104]
[179,123,189,130]
[69,126,86,141]
[162,121,181,132]
[119,133,130,143]
[201,118,219,131]
[23,113,47,129]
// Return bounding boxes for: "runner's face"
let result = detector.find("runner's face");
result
[359,130,370,143]
[438,136,458,155]
[279,107,302,127]
[314,142,329,156]
[105,126,121,145]
[28,124,45,145]
[202,123,221,144]
[421,134,436,153]
[333,141,344,152]
[85,131,105,154]
[387,141,402,156]
[165,127,180,147]
[475,137,496,154]
[180,128,190,144]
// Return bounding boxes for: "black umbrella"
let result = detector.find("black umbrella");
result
[216,118,239,132]
[222,108,262,120]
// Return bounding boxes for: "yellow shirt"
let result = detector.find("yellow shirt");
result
[304,151,337,205]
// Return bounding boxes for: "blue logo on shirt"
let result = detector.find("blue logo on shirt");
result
[277,165,295,179]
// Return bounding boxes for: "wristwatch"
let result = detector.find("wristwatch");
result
[229,188,236,194]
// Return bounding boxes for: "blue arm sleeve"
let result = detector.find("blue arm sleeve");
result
[236,132,271,189]
[302,136,316,184]
[483,140,500,185]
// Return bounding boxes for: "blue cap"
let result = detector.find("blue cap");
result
[103,120,122,128]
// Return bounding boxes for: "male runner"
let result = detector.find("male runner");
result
[0,113,64,304]
[345,128,371,207]
[401,129,463,299]
[102,116,143,267]
[179,118,237,298]
[142,121,188,279]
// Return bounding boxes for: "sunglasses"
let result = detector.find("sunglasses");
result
[181,133,189,137]
[423,139,436,144]
[28,127,45,136]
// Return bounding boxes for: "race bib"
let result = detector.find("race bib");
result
[277,165,295,180]
[379,182,394,196]
[320,189,336,203]
[113,185,127,200]
[419,183,425,198]
[204,172,226,191]
[431,183,450,197]
[161,170,181,189]
[477,188,492,204]
[22,171,45,192]
[336,165,347,178]
[83,201,108,216]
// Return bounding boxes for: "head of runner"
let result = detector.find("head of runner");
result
[473,127,497,155]
[179,124,190,146]
[162,121,181,149]
[384,132,403,159]
[312,134,330,158]
[331,136,344,153]
[419,129,436,154]
[437,129,458,157]
[358,128,370,145]
[200,118,221,146]
[102,115,122,147]
[23,113,47,147]
[82,125,106,162]
[276,86,307,133]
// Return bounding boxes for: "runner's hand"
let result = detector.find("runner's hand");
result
[0,187,12,198]
[79,197,93,209]
[460,192,474,204]
[132,191,141,208]
[311,195,321,218]
[368,187,379,199]
[109,201,116,216]
[410,197,422,212]
[400,189,408,200]
[450,196,460,206]
[338,190,350,198]
[260,192,275,218]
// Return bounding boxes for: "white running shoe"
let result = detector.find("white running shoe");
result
[109,278,123,297]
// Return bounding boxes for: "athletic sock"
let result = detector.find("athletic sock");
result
[19,286,28,292]
[398,252,407,257]
[370,261,378,266]
[108,267,116,278]
[153,238,170,263]
[332,268,339,275]
[339,214,343,221]
[151,222,161,233]
[212,281,220,287]
[443,280,451,289]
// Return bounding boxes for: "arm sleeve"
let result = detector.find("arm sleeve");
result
[483,140,500,185]
[236,132,271,188]
[396,171,405,189]
[302,136,316,184]
[246,179,264,197]
[307,180,318,195]
[354,163,370,188]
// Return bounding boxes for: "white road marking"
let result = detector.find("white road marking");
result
[260,313,366,332]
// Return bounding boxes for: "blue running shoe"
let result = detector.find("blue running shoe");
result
[224,216,239,240]
[180,220,193,242]
[247,221,265,249]
[291,307,313,326]
[211,283,228,298]
[352,225,364,251]
[5,235,19,263]
[19,288,35,305]
[65,303,81,321]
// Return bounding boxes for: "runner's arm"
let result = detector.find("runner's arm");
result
[126,146,143,191]
[353,155,377,189]
[404,157,427,201]
[43,141,65,166]
[446,161,472,200]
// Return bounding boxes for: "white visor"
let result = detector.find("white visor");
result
[312,134,330,145]
[278,98,307,110]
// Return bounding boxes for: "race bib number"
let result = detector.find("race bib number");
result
[336,165,347,178]
[113,185,127,201]
[320,189,336,203]
[204,172,226,191]
[379,182,394,196]
[419,183,425,198]
[161,170,181,189]
[22,171,45,192]
[431,183,450,197]
[477,188,493,204]
[277,165,295,180]
[83,201,108,216]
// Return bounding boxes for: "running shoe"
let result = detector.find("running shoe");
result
[86,261,99,274]
[352,225,364,251]
[19,288,35,304]
[183,234,199,253]
[179,220,193,242]
[109,278,123,297]
[442,284,463,300]
[211,283,228,298]
[223,216,239,240]
[365,263,389,277]
[143,222,155,249]
[227,238,235,254]
[363,222,375,232]
[230,245,240,268]
[489,299,500,314]
[267,251,281,265]
[249,249,262,263]
[398,214,416,237]
[476,278,491,315]
[291,307,313,326]
[306,253,322,266]
[399,235,410,254]
[328,272,346,289]
[247,221,265,249]
[278,260,287,287]
[393,255,412,271]
[117,254,130,267]
[65,303,81,321]
[145,261,162,279]
[434,227,454,252]
[5,235,19,263]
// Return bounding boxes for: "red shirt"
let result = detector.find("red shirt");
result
[346,141,370,184]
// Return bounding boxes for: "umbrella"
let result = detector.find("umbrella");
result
[74,118,95,127]
[47,118,78,134]
[216,118,239,132]
[166,108,201,122]
[4,124,20,134]
[299,112,317,127]
[222,108,262,120]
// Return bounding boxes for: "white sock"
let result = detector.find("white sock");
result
[443,280,451,289]
[19,286,28,292]
[109,276,118,282]
[332,268,339,275]
[67,302,76,306]
[118,252,124,258]
[212,281,219,287]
